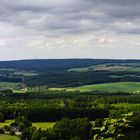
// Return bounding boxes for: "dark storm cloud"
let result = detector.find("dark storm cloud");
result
[0,0,140,35]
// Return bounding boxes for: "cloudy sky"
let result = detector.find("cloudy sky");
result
[0,0,140,60]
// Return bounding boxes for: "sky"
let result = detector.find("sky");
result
[0,0,140,60]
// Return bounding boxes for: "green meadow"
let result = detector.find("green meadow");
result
[0,82,19,89]
[32,122,55,130]
[0,135,20,140]
[68,82,140,93]
[0,120,14,128]
[0,120,55,130]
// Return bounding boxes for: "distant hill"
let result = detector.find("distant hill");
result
[0,59,140,71]
[0,59,140,87]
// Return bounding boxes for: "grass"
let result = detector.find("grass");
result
[32,122,55,130]
[67,82,140,93]
[0,82,19,89]
[13,89,28,94]
[109,74,140,78]
[129,67,140,72]
[0,120,55,130]
[0,120,14,128]
[112,103,140,108]
[68,67,89,72]
[0,135,20,140]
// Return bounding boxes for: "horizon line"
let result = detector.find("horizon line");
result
[0,58,140,62]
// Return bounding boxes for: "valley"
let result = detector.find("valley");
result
[0,59,140,140]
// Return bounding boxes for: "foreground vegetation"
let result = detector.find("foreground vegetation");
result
[0,112,139,140]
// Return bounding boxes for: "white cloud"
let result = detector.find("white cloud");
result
[0,0,140,60]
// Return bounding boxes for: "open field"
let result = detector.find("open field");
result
[32,122,55,130]
[67,82,140,93]
[0,82,19,89]
[129,67,140,72]
[0,120,55,130]
[112,103,140,108]
[0,135,20,140]
[68,63,140,72]
[68,64,132,72]
[0,120,14,128]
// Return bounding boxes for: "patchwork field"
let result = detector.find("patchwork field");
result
[67,82,140,93]
[69,63,140,72]
[0,68,37,77]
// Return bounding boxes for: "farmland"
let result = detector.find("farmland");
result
[0,135,20,140]
[0,120,55,130]
[0,120,14,128]
[69,63,140,72]
[32,122,55,130]
[67,82,140,93]
[0,82,19,89]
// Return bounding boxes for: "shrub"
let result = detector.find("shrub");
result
[10,130,15,135]
[3,125,10,132]
[0,128,4,134]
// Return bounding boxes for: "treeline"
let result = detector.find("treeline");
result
[27,108,108,122]
[0,89,140,122]
[2,89,140,104]
[1,59,139,71]
[0,76,22,82]
[0,104,107,122]
[25,71,140,87]
[1,105,108,121]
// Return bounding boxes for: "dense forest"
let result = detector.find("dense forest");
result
[0,89,140,139]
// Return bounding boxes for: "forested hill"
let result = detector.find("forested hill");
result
[0,59,140,71]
